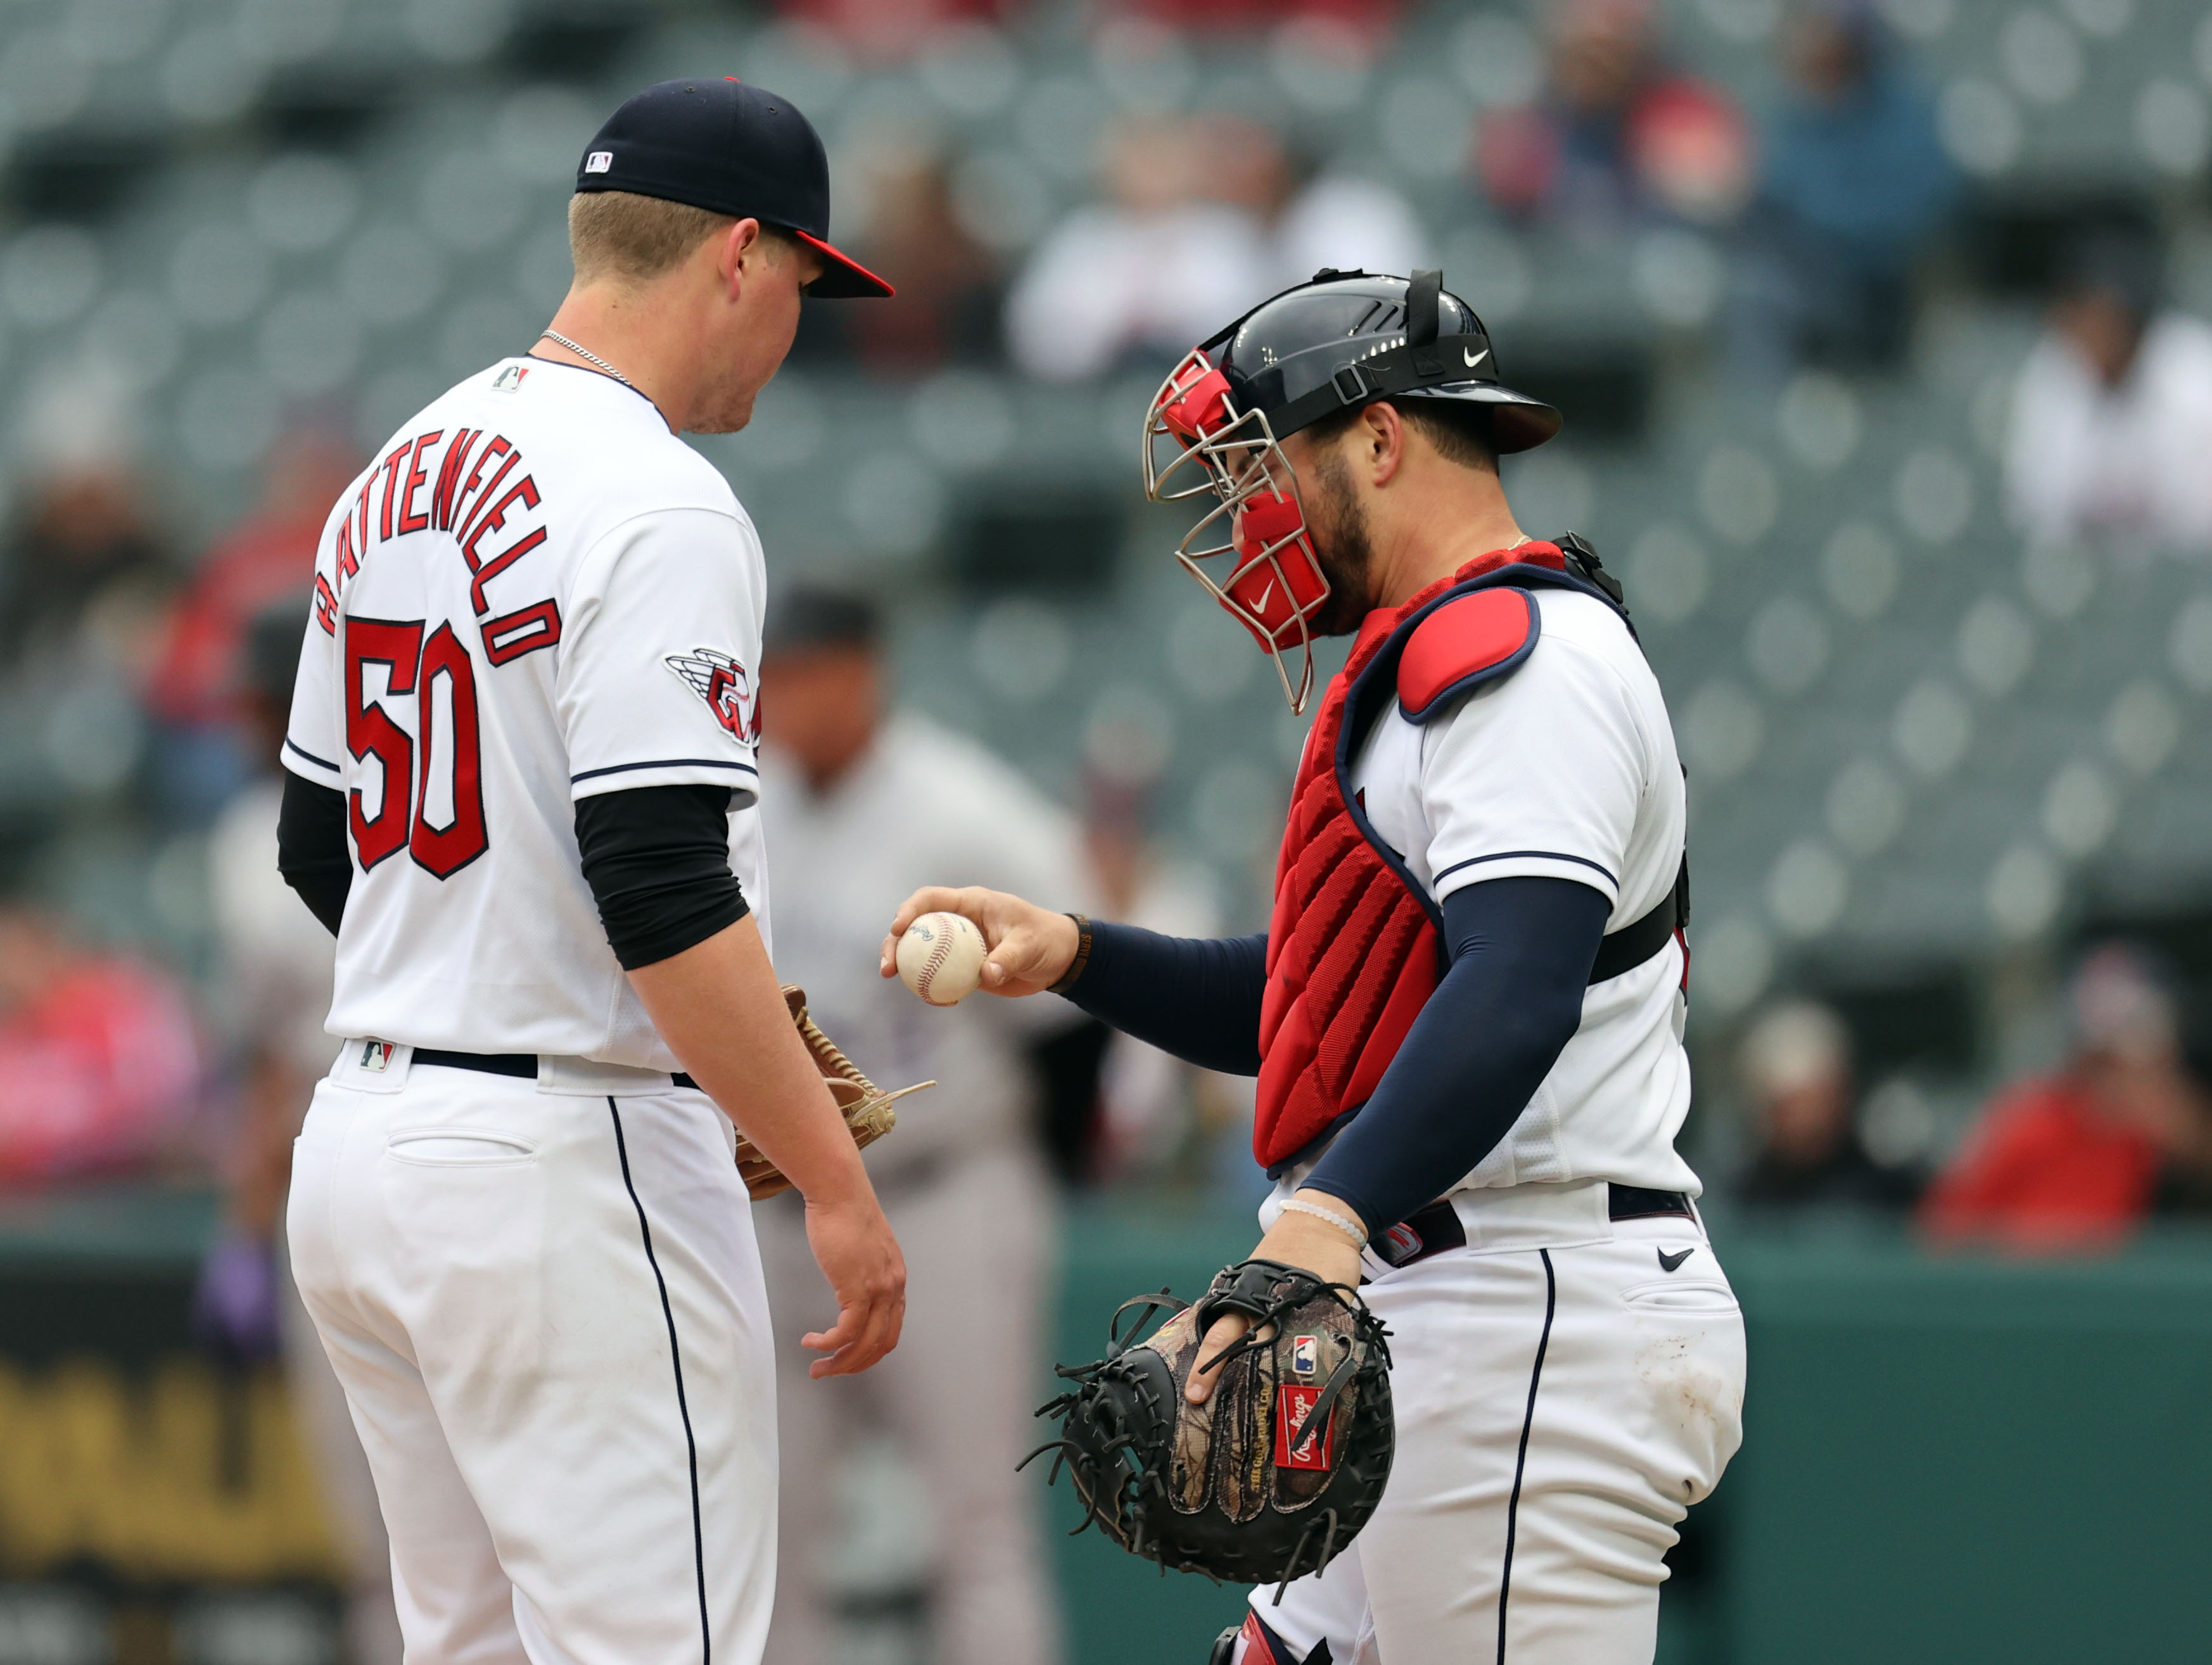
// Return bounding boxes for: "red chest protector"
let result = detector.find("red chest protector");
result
[1253,541,1674,1172]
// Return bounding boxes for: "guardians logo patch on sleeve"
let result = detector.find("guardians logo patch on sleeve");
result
[665,647,761,745]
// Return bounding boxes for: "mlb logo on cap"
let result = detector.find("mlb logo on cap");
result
[573,78,891,298]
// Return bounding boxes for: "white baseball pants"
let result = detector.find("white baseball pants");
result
[288,1044,779,1665]
[1241,1181,1746,1665]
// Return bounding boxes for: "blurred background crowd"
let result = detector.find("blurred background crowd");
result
[0,0,2209,1660]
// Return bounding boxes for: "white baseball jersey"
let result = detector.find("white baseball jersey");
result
[1344,585,1698,1198]
[282,357,770,1070]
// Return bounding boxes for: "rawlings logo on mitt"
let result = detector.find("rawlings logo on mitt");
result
[1025,1259,1393,1593]
[733,987,933,1201]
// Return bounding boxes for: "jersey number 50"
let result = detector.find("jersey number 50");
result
[345,617,487,878]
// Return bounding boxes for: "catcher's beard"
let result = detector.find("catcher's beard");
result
[1303,443,1379,637]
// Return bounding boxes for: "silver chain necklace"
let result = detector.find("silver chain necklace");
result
[537,331,632,388]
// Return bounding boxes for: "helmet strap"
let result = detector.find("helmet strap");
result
[1406,267,1443,377]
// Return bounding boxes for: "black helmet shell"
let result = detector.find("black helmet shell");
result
[1209,270,1561,455]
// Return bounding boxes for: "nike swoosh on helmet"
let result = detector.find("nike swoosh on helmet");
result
[1463,346,1489,370]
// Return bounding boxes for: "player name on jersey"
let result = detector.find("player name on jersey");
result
[313,426,562,671]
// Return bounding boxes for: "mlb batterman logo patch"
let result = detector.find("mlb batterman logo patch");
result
[666,647,761,745]
[585,150,613,173]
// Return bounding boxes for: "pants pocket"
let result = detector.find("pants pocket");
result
[1624,1284,1746,1507]
[1620,1279,1741,1314]
[386,1128,538,1167]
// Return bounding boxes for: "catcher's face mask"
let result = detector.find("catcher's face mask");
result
[1143,349,1331,716]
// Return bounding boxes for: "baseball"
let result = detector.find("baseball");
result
[896,911,989,1006]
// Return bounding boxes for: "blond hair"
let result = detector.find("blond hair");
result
[566,190,795,287]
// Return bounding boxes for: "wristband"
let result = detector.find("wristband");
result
[1280,1198,1369,1248]
[1046,913,1092,994]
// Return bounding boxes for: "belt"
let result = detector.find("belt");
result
[1371,1183,1694,1269]
[412,1048,699,1092]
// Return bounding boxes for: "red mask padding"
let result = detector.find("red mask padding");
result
[1162,363,1235,443]
[1225,491,1328,649]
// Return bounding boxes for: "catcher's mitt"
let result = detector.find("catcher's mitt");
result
[1025,1258,1393,1593]
[732,987,933,1201]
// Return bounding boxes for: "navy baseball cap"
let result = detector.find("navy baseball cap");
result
[575,78,893,300]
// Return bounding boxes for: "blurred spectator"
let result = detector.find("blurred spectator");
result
[804,151,1005,374]
[1476,0,1751,231]
[1081,768,1254,1187]
[753,585,1090,1665]
[151,429,356,733]
[1110,0,1396,27]
[196,597,399,1665]
[0,885,201,1186]
[1205,115,1430,289]
[1731,0,1954,376]
[772,0,1019,60]
[1007,120,1268,381]
[1922,946,2212,1251]
[1734,998,1920,1208]
[146,429,359,824]
[203,599,338,1238]
[0,461,172,680]
[2002,233,2212,555]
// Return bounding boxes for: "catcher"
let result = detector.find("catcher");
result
[884,269,1746,1664]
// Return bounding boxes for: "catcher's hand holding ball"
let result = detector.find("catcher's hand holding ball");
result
[893,911,988,1004]
[879,886,1081,998]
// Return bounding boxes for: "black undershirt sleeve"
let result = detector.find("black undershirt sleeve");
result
[1057,923,1268,1076]
[277,771,353,937]
[274,773,745,968]
[575,783,749,970]
[1301,875,1613,1236]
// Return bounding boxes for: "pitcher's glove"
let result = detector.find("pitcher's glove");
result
[1024,1258,1394,1593]
[733,987,933,1201]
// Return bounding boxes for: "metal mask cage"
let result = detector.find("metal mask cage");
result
[1142,350,1332,715]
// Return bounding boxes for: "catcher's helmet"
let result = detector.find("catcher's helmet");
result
[1202,267,1561,454]
[1143,269,1560,712]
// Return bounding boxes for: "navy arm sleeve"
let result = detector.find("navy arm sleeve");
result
[1300,876,1613,1236]
[277,771,352,937]
[574,784,749,970]
[1058,923,1267,1076]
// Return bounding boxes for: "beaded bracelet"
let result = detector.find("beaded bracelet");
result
[1280,1198,1370,1248]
